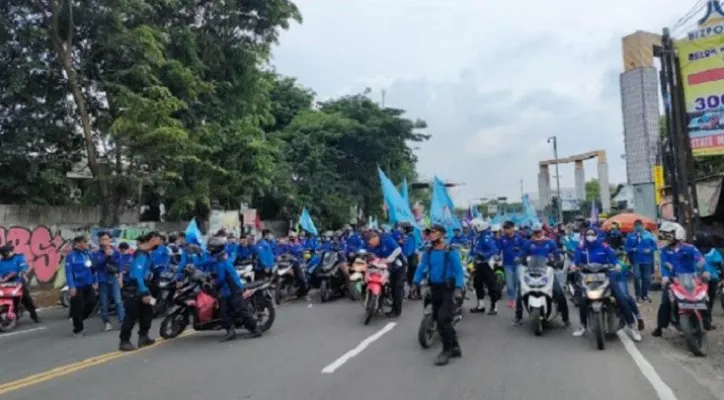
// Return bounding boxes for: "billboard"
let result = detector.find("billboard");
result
[675,1,724,157]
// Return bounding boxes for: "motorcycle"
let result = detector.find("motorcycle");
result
[580,263,624,350]
[153,271,176,317]
[348,250,370,301]
[317,252,347,302]
[668,273,709,356]
[519,256,559,336]
[273,254,301,305]
[417,281,464,348]
[159,269,275,339]
[362,257,393,325]
[0,281,25,332]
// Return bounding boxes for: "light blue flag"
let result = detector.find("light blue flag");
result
[298,207,319,236]
[430,176,462,236]
[399,178,409,205]
[378,167,416,225]
[472,206,481,219]
[185,218,205,248]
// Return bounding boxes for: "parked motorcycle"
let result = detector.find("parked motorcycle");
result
[153,271,176,317]
[0,281,25,332]
[348,250,370,301]
[273,254,301,305]
[317,252,346,302]
[159,269,275,339]
[580,263,624,350]
[417,281,464,348]
[362,257,392,325]
[668,273,709,356]
[519,256,559,336]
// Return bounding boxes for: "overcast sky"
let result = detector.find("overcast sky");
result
[272,0,700,205]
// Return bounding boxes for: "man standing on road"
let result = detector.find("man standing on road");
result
[119,233,159,351]
[94,231,126,331]
[66,236,97,336]
[624,219,657,302]
[413,224,465,366]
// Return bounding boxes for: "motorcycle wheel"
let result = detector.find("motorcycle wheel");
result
[364,294,378,325]
[256,296,276,333]
[274,283,284,305]
[159,312,187,339]
[320,280,331,303]
[590,310,606,350]
[417,314,437,349]
[0,313,17,332]
[530,307,543,336]
[680,314,708,357]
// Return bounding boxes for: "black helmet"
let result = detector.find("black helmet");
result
[207,236,226,255]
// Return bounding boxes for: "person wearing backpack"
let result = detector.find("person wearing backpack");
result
[413,224,465,366]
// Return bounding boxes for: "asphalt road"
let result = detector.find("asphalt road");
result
[0,296,719,400]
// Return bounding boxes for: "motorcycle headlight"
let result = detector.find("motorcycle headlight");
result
[587,289,603,300]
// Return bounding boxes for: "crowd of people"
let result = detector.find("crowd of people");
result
[0,215,720,365]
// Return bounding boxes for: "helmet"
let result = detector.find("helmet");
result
[659,221,686,241]
[471,218,489,231]
[323,231,333,238]
[491,223,502,232]
[531,222,543,231]
[207,236,226,255]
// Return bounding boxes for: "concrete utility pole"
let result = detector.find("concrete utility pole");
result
[381,89,387,107]
[547,136,563,223]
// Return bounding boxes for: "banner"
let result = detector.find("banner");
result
[675,1,724,157]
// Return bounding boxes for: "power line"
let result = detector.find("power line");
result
[670,0,706,34]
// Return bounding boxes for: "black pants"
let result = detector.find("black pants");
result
[20,285,38,318]
[473,262,500,304]
[389,266,406,316]
[292,264,309,295]
[219,294,258,332]
[430,284,459,352]
[406,254,420,286]
[707,280,718,326]
[119,294,154,341]
[70,286,96,334]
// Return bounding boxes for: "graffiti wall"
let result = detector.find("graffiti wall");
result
[0,226,72,285]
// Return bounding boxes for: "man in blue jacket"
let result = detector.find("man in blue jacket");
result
[652,222,707,336]
[119,233,159,351]
[94,231,125,331]
[470,219,500,315]
[366,230,406,316]
[0,245,40,323]
[571,228,641,341]
[66,236,97,336]
[207,236,261,342]
[413,224,464,366]
[401,222,421,299]
[624,219,657,302]
[499,221,526,308]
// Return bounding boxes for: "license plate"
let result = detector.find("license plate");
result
[678,303,708,310]
[584,273,607,282]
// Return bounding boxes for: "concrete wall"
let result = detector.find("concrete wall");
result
[0,204,138,226]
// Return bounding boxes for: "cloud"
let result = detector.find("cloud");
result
[272,0,696,204]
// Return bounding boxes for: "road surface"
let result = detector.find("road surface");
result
[0,297,718,400]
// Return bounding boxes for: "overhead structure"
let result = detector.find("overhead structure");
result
[538,150,610,213]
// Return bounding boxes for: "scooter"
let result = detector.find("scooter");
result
[348,250,370,301]
[273,255,301,305]
[362,257,392,325]
[519,256,558,336]
[668,273,709,356]
[317,252,347,302]
[0,281,25,332]
[580,263,624,350]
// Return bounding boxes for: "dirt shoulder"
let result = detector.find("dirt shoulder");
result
[638,288,724,399]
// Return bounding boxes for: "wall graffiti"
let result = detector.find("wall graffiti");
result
[0,225,71,284]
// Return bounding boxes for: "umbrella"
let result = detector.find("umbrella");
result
[601,213,657,233]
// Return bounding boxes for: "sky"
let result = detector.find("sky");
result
[272,0,703,205]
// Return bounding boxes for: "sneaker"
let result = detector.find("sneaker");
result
[572,327,586,337]
[31,314,41,323]
[434,351,450,366]
[449,347,462,358]
[507,300,515,308]
[487,304,498,315]
[104,322,112,331]
[73,331,85,338]
[513,317,522,326]
[119,341,136,352]
[137,336,156,348]
[629,327,643,342]
[651,327,662,337]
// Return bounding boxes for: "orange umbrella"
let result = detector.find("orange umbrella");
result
[601,213,657,233]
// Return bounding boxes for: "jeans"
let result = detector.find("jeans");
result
[504,264,519,301]
[99,280,125,324]
[632,263,652,299]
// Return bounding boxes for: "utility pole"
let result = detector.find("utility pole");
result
[381,89,387,107]
[520,179,524,198]
[547,136,563,223]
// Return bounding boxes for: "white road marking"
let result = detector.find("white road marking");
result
[321,322,397,374]
[617,330,679,400]
[0,326,47,339]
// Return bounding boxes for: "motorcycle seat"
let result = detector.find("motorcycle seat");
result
[245,280,267,290]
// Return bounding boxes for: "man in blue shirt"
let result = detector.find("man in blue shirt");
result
[652,222,707,336]
[470,219,500,315]
[207,236,261,342]
[400,222,421,299]
[119,233,160,351]
[0,245,40,323]
[499,221,525,308]
[365,230,405,317]
[413,224,464,366]
[254,230,276,281]
[624,219,658,302]
[94,231,125,331]
[66,236,97,336]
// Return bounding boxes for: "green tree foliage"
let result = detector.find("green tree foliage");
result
[0,2,428,228]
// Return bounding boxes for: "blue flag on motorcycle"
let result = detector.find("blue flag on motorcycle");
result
[298,207,319,236]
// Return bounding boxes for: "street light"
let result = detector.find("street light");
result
[547,136,563,223]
